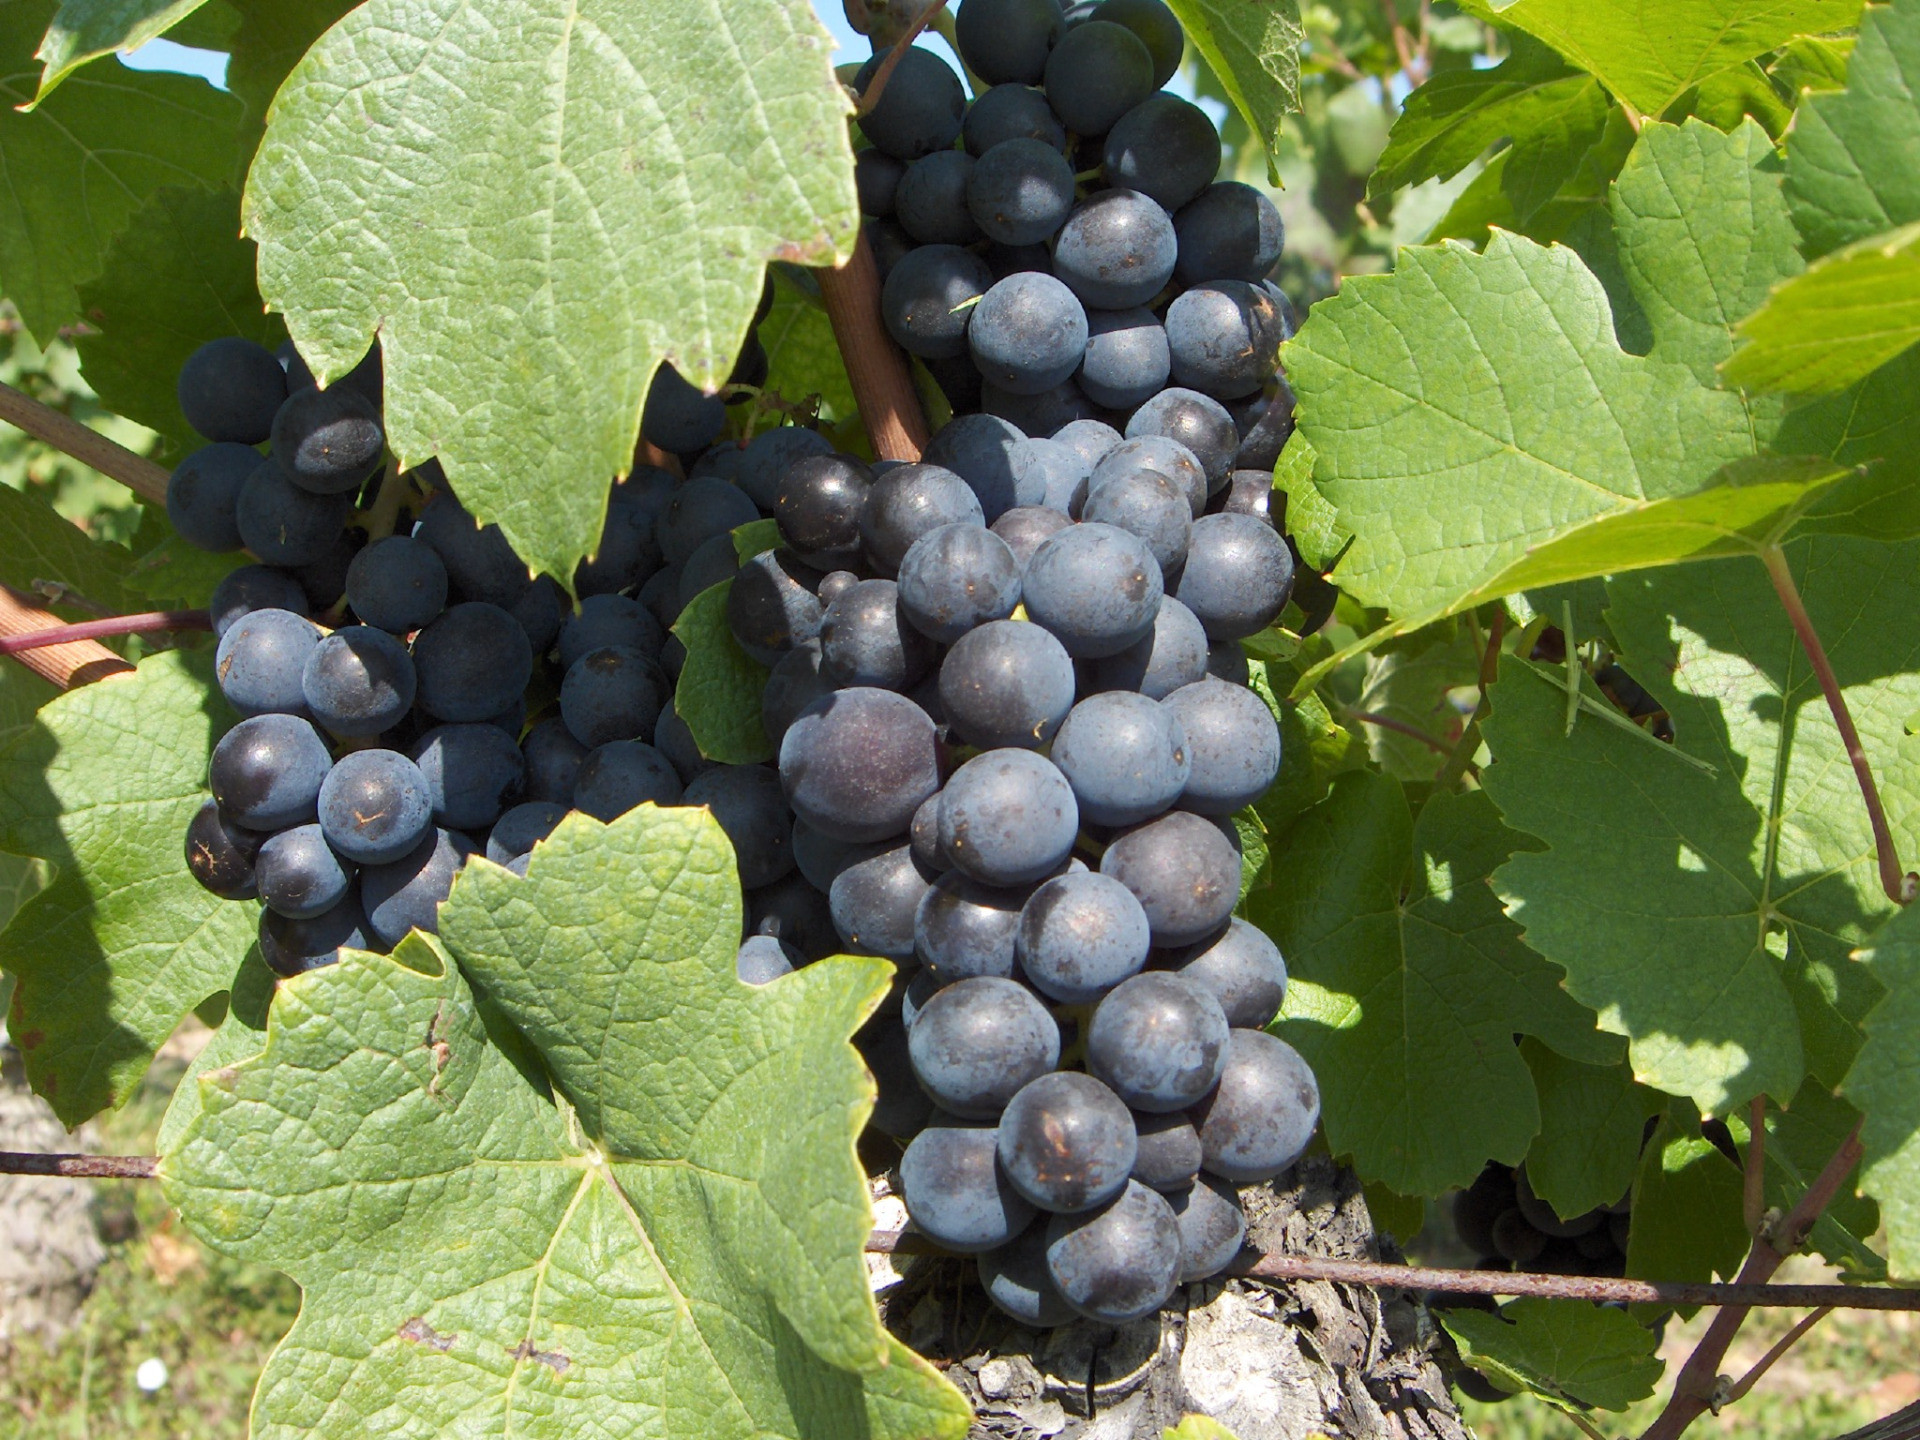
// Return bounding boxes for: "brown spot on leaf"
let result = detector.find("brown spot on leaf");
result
[16,1030,43,1051]
[511,1340,571,1374]
[398,1317,455,1351]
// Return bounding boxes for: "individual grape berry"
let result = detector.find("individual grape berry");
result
[866,218,915,280]
[880,244,994,360]
[260,889,374,977]
[998,1071,1138,1214]
[1170,1173,1245,1282]
[235,461,352,567]
[413,486,532,608]
[1162,677,1280,815]
[896,149,981,246]
[969,137,1076,247]
[184,798,262,900]
[1087,971,1230,1112]
[1092,436,1207,516]
[727,550,825,666]
[896,524,1023,644]
[982,376,1101,436]
[923,414,1029,520]
[522,716,590,805]
[1053,418,1124,471]
[1132,1110,1203,1192]
[830,843,938,958]
[1098,0,1184,85]
[1080,466,1192,580]
[859,463,985,576]
[1168,917,1287,1029]
[167,443,264,552]
[318,749,434,865]
[1044,1179,1181,1322]
[963,83,1068,155]
[900,1115,1037,1253]
[1515,1168,1605,1238]
[255,823,355,920]
[1129,387,1238,491]
[726,422,839,504]
[575,468,672,596]
[1077,307,1170,410]
[1174,182,1286,284]
[1166,280,1289,399]
[1207,639,1249,685]
[1053,190,1177,309]
[1193,1028,1320,1182]
[409,723,526,830]
[1452,1164,1516,1258]
[215,607,322,718]
[1230,384,1296,473]
[747,873,839,961]
[780,687,940,843]
[775,453,874,568]
[1043,21,1154,136]
[676,532,740,610]
[761,642,834,748]
[362,827,474,948]
[915,871,1028,982]
[572,739,683,821]
[910,791,949,874]
[969,272,1089,396]
[855,148,905,216]
[270,385,385,494]
[345,536,448,634]
[1102,93,1219,211]
[954,0,1064,83]
[908,975,1060,1118]
[302,625,417,737]
[990,505,1074,571]
[486,800,568,865]
[1016,870,1150,1003]
[736,928,801,984]
[1176,513,1295,640]
[1214,468,1277,527]
[1085,594,1209,699]
[856,46,967,161]
[684,764,794,888]
[291,530,365,612]
[818,579,936,691]
[208,714,333,830]
[1101,809,1239,946]
[858,1010,936,1139]
[559,645,669,749]
[1492,1208,1549,1265]
[209,566,309,639]
[653,476,759,561]
[178,336,287,444]
[793,817,867,892]
[977,1227,1076,1327]
[414,602,536,723]
[1021,522,1163,659]
[558,592,666,672]
[938,749,1079,886]
[1009,437,1087,514]
[641,362,725,454]
[1051,692,1189,827]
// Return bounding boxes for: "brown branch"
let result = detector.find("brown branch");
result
[0,609,209,655]
[1378,0,1416,75]
[1725,1307,1831,1405]
[0,381,170,507]
[1744,1095,1768,1238]
[0,586,134,689]
[816,229,930,461]
[1346,708,1452,756]
[852,0,949,117]
[0,1151,156,1178]
[1761,545,1913,904]
[1641,1120,1866,1440]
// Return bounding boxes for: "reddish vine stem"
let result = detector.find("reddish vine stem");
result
[1345,708,1451,756]
[1640,1120,1866,1440]
[0,1151,157,1179]
[851,0,949,115]
[816,229,930,461]
[0,586,133,690]
[1725,1306,1831,1405]
[1761,544,1914,905]
[1743,1095,1768,1237]
[0,609,210,655]
[0,381,171,507]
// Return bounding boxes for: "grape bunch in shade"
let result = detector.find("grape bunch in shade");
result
[1450,1161,1633,1280]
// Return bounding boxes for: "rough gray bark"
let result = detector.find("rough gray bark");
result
[878,1157,1472,1439]
[0,1045,103,1345]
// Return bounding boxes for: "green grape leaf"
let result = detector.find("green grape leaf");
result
[672,580,775,765]
[759,268,859,435]
[1845,901,1920,1276]
[164,807,972,1440]
[1163,0,1302,176]
[1520,1038,1663,1219]
[1163,1419,1240,1440]
[74,186,284,460]
[1769,32,1855,93]
[128,529,248,610]
[1484,538,1920,1113]
[0,0,241,343]
[1723,221,1920,395]
[244,0,860,584]
[222,0,364,125]
[1454,0,1864,118]
[1443,1299,1661,1412]
[1624,1107,1750,1287]
[1368,36,1610,228]
[1253,773,1610,1196]
[34,0,204,99]
[1249,667,1365,838]
[1352,623,1478,779]
[0,852,51,937]
[1671,59,1796,139]
[0,652,254,1126]
[1422,115,1632,248]
[1272,432,1346,572]
[0,480,143,620]
[1287,121,1785,622]
[153,944,274,1156]
[1782,0,1920,259]
[732,517,782,563]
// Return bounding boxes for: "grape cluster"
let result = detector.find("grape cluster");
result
[1451,1162,1631,1277]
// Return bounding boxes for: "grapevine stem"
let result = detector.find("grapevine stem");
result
[0,1152,156,1179]
[1744,1095,1768,1238]
[0,381,170,507]
[1725,1307,1831,1405]
[1344,708,1450,756]
[816,229,930,461]
[0,609,209,655]
[1760,544,1914,905]
[0,586,133,690]
[1640,1119,1865,1440]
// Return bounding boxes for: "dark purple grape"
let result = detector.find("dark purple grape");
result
[896,524,1023,643]
[781,688,941,843]
[362,827,474,948]
[184,798,262,900]
[727,549,825,667]
[413,602,535,723]
[1132,1110,1202,1192]
[208,713,332,831]
[856,45,967,161]
[897,149,981,245]
[1167,917,1287,1029]
[1102,93,1218,211]
[1085,594,1208,699]
[559,645,670,749]
[1077,308,1170,410]
[1101,809,1239,946]
[1043,21,1154,136]
[954,0,1064,84]
[215,607,321,718]
[977,1227,1076,1327]
[969,137,1076,246]
[410,722,526,830]
[830,842,937,958]
[938,749,1079,886]
[999,1071,1137,1213]
[900,1115,1036,1252]
[179,337,288,445]
[1087,971,1230,1112]
[255,823,355,920]
[819,579,936,691]
[346,536,448,635]
[1017,870,1150,1003]
[318,749,434,865]
[880,245,994,360]
[775,453,874,569]
[260,889,374,977]
[1052,189,1177,308]
[1170,1173,1245,1282]
[684,764,794,888]
[915,871,1029,982]
[1193,1029,1320,1182]
[859,463,985,577]
[1129,387,1238,491]
[209,566,308,639]
[1175,513,1295,640]
[486,800,568,865]
[1174,182,1285,284]
[235,461,351,566]
[990,506,1074,571]
[1043,1178,1181,1322]
[1162,677,1280,814]
[908,975,1060,1118]
[270,385,384,494]
[167,443,264,552]
[1022,522,1163,659]
[303,625,416,737]
[963,83,1068,155]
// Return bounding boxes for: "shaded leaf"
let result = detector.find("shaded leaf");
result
[1443,1298,1661,1411]
[1624,1106,1750,1287]
[672,580,775,765]
[1845,901,1920,1276]
[1163,0,1303,176]
[34,0,203,99]
[1520,1038,1662,1219]
[0,480,144,619]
